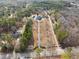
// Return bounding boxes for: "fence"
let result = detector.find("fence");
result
[33,56,61,59]
[33,55,79,59]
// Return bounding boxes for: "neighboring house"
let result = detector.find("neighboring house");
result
[11,26,17,32]
[33,15,42,20]
[12,32,21,38]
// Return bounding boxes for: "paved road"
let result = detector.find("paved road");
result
[0,53,32,59]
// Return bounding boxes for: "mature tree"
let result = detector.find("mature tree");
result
[20,19,32,52]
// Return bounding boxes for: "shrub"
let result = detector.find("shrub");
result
[61,51,71,59]
[0,34,14,52]
[1,44,14,52]
[61,47,72,59]
[54,21,69,43]
[35,48,43,55]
